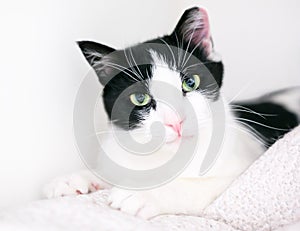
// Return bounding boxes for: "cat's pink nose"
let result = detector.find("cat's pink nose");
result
[165,121,183,137]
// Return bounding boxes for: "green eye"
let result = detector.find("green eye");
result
[130,93,151,106]
[182,74,201,92]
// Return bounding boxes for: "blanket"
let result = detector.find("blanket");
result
[0,126,299,231]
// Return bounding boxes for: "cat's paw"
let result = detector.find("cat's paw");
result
[43,171,108,199]
[108,188,162,219]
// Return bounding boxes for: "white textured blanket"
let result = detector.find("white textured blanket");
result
[1,126,300,231]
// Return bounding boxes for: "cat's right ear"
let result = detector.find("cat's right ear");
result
[77,41,115,85]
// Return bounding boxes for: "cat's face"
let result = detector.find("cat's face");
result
[78,7,223,146]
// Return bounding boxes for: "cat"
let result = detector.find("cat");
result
[44,7,300,219]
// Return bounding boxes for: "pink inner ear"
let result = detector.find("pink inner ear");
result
[183,8,213,56]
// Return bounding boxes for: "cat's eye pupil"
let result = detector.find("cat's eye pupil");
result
[185,78,195,88]
[135,93,145,103]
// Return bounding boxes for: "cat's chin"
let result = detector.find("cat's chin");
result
[165,135,194,144]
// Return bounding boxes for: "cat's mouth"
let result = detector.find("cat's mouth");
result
[166,135,194,144]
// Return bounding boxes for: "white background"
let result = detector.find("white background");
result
[0,0,299,208]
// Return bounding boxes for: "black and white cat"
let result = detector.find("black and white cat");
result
[44,7,300,219]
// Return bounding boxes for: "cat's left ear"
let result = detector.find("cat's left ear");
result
[77,40,116,85]
[171,7,220,61]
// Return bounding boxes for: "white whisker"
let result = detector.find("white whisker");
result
[182,60,214,73]
[129,47,144,81]
[104,63,140,82]
[236,117,289,131]
[174,32,182,66]
[124,49,143,81]
[181,26,196,68]
[231,104,278,118]
[105,61,139,78]
[181,38,203,69]
[228,81,253,104]
[159,38,177,68]
[232,118,270,145]
[229,123,268,147]
[231,109,267,120]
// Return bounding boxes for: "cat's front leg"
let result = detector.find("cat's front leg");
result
[108,176,233,219]
[44,170,111,198]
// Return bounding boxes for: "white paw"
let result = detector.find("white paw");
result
[108,188,162,219]
[43,172,107,199]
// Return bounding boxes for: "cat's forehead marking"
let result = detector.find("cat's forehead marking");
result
[149,49,182,92]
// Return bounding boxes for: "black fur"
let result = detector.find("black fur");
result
[233,100,299,147]
[103,63,154,129]
[78,7,224,130]
[77,6,298,144]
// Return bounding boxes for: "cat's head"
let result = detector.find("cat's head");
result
[78,7,223,145]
